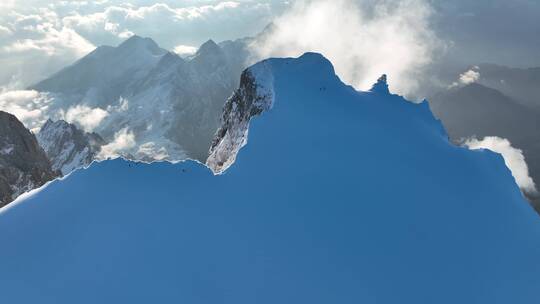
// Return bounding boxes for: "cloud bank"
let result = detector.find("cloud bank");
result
[0,8,95,88]
[61,105,109,133]
[0,89,52,132]
[98,127,136,159]
[173,44,198,56]
[251,0,443,97]
[465,136,537,195]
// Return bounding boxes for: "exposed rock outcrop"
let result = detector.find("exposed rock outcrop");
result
[0,111,60,207]
[37,119,106,175]
[206,61,274,173]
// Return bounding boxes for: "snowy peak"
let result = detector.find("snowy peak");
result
[37,119,106,175]
[158,51,184,66]
[28,35,248,163]
[208,53,446,174]
[117,35,165,56]
[195,39,222,57]
[207,53,340,173]
[191,39,227,72]
[31,35,167,95]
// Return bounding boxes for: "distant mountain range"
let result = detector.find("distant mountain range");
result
[473,63,540,109]
[0,35,256,207]
[31,35,251,162]
[430,68,540,209]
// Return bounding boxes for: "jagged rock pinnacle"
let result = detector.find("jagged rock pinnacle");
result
[371,74,389,94]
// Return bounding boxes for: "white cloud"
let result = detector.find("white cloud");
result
[58,1,280,49]
[449,67,480,88]
[0,89,52,132]
[106,96,129,112]
[0,8,95,87]
[250,0,443,97]
[62,104,109,132]
[137,141,169,160]
[97,127,136,159]
[465,136,537,195]
[459,68,480,85]
[173,44,197,56]
[118,30,134,39]
[0,25,11,36]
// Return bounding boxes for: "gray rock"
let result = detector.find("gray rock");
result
[207,61,274,173]
[0,111,60,207]
[37,119,106,175]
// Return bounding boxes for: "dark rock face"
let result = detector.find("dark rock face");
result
[164,39,242,161]
[207,62,274,173]
[0,111,60,207]
[37,119,106,175]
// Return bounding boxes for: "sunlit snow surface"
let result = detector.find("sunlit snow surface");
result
[1,53,540,303]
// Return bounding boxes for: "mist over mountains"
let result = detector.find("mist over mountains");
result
[0,35,253,205]
[0,31,539,211]
[430,65,540,208]
[29,35,250,162]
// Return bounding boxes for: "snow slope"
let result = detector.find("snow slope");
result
[1,53,540,303]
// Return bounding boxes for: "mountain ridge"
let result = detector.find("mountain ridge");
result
[27,35,247,162]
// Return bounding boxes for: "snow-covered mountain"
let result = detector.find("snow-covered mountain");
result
[0,111,59,207]
[2,53,539,303]
[31,35,248,161]
[37,119,106,175]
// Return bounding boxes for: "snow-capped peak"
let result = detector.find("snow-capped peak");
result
[37,119,106,175]
[117,35,164,56]
[195,39,221,57]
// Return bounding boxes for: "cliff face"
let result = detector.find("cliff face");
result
[207,61,274,173]
[0,111,60,207]
[37,119,106,175]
